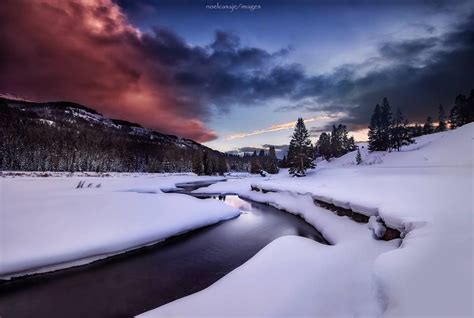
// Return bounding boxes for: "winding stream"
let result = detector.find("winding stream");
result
[0,180,327,318]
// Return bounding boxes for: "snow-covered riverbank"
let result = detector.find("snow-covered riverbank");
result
[142,124,473,317]
[0,175,239,279]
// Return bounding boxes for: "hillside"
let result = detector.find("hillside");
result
[316,125,472,169]
[0,97,249,173]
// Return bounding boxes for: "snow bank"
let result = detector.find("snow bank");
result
[140,191,399,318]
[0,175,239,279]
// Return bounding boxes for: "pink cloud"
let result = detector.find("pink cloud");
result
[0,0,217,142]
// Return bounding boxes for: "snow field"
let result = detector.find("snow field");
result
[0,175,240,279]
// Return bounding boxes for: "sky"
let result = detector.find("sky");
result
[1,0,473,156]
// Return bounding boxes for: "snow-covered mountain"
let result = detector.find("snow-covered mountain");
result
[0,96,249,172]
[1,96,204,149]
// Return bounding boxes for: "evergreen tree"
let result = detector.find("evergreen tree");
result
[345,136,356,152]
[287,118,315,177]
[423,116,434,135]
[279,155,288,168]
[330,124,344,157]
[266,146,279,174]
[411,123,423,137]
[437,104,447,132]
[317,132,332,161]
[356,147,362,165]
[449,92,474,128]
[468,89,474,123]
[368,104,383,151]
[449,105,459,130]
[401,119,414,147]
[380,97,393,151]
[391,108,409,151]
[250,151,262,174]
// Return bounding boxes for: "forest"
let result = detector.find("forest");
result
[0,98,251,174]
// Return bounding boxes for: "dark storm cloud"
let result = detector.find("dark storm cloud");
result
[0,0,219,142]
[1,0,472,143]
[275,12,474,131]
[0,0,290,141]
[378,37,438,62]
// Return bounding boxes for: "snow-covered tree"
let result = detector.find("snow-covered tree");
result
[287,118,315,177]
[356,147,362,165]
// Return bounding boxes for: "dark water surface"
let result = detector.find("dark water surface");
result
[0,181,327,318]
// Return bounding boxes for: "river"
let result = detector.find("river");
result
[0,180,327,318]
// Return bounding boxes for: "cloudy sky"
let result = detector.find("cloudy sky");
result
[1,0,473,154]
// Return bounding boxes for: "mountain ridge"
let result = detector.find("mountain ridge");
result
[0,97,249,173]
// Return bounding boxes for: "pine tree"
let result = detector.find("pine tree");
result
[449,105,458,130]
[317,132,332,161]
[468,89,474,124]
[380,97,392,151]
[400,119,414,147]
[391,108,405,151]
[356,147,362,165]
[330,124,344,157]
[437,104,447,132]
[267,146,279,174]
[368,104,383,151]
[423,116,433,135]
[287,118,315,177]
[450,92,474,127]
[411,123,423,137]
[250,151,262,174]
[345,136,356,152]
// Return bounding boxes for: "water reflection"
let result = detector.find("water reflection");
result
[221,195,252,212]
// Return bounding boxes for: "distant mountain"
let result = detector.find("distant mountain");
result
[0,97,249,173]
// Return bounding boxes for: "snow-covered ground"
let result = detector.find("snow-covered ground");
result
[0,175,239,279]
[141,124,473,317]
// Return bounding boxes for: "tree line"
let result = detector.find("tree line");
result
[249,146,279,175]
[368,89,474,151]
[280,119,359,177]
[282,88,473,177]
